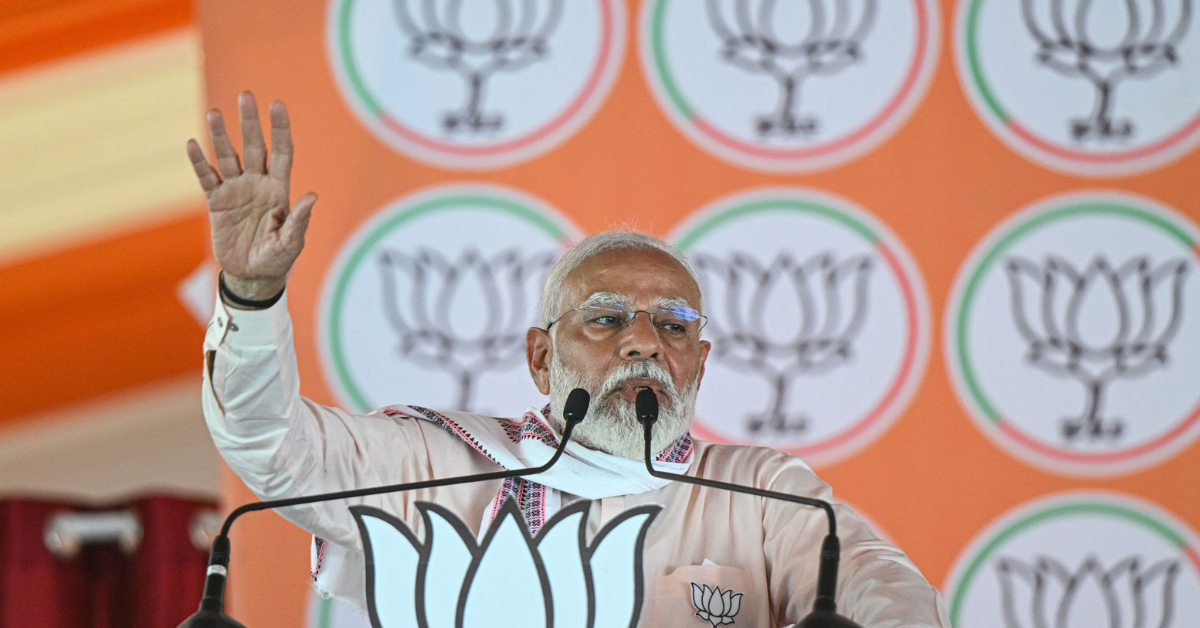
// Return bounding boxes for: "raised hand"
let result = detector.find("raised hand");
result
[186,92,317,302]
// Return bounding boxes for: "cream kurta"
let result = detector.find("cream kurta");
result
[202,293,950,627]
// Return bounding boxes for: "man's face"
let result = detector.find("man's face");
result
[526,248,711,458]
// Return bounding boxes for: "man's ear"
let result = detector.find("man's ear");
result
[698,339,711,386]
[527,327,552,395]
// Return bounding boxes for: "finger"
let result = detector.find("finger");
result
[239,91,267,175]
[208,108,243,179]
[280,192,317,250]
[268,100,293,183]
[186,139,222,196]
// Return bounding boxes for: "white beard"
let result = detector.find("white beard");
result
[547,352,699,460]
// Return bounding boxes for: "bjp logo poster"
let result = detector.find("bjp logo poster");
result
[955,0,1200,176]
[670,188,929,466]
[947,492,1200,628]
[319,185,580,414]
[328,0,626,169]
[946,192,1200,476]
[641,0,939,171]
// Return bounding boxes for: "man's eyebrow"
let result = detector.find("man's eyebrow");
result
[579,292,697,311]
[581,292,632,306]
[655,296,694,310]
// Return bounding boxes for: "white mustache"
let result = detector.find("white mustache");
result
[598,361,679,403]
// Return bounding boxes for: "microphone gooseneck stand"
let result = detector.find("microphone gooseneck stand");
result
[179,389,592,628]
[635,388,863,628]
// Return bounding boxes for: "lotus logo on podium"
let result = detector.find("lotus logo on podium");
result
[353,500,660,628]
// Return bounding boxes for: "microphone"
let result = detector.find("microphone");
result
[178,388,591,628]
[636,388,862,628]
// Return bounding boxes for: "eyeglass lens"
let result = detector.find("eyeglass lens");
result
[569,304,705,338]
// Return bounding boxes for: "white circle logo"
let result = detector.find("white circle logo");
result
[328,0,626,169]
[670,188,930,466]
[640,0,940,172]
[946,192,1200,476]
[955,0,1200,176]
[319,185,581,414]
[946,492,1200,628]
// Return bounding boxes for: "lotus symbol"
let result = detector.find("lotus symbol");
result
[705,0,878,137]
[392,0,563,134]
[694,251,872,434]
[353,499,661,628]
[377,247,555,411]
[996,555,1181,628]
[690,582,744,627]
[1020,0,1194,141]
[1005,255,1189,442]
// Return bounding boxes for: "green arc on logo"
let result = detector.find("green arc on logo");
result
[673,193,923,460]
[959,0,1200,169]
[331,0,620,163]
[325,193,570,412]
[649,0,692,120]
[963,0,1004,123]
[337,0,381,116]
[675,199,879,249]
[954,202,1195,424]
[648,0,933,164]
[949,498,1200,626]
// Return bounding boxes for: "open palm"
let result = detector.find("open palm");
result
[187,92,316,300]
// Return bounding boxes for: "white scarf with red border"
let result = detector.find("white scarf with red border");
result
[309,404,693,598]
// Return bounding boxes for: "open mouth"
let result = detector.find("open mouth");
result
[612,378,667,403]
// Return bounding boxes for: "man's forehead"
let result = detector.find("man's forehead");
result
[559,247,703,310]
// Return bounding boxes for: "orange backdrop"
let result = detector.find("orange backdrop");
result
[191,1,1200,625]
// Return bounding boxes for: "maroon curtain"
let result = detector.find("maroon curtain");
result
[0,495,217,628]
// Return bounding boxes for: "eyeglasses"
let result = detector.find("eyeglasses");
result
[547,303,708,340]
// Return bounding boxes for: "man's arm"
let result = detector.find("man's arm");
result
[201,288,443,548]
[189,92,438,547]
[760,455,952,627]
[827,504,951,627]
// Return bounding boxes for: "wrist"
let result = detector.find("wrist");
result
[219,272,286,310]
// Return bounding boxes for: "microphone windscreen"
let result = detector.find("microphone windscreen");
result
[636,388,659,424]
[563,388,590,423]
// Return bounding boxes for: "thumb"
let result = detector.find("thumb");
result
[280,192,317,249]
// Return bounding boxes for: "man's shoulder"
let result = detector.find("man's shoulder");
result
[691,438,814,467]
[374,404,521,426]
[372,404,532,450]
[368,404,532,471]
[689,439,826,493]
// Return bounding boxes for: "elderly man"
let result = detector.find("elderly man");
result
[189,93,951,627]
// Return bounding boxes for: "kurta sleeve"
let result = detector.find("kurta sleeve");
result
[760,454,951,627]
[200,291,439,548]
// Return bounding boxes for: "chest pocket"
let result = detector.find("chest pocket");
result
[653,565,757,628]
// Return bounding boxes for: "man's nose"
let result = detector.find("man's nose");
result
[620,311,663,359]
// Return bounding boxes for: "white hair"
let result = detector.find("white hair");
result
[539,231,704,327]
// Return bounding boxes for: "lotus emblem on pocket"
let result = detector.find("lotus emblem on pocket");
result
[690,582,744,627]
